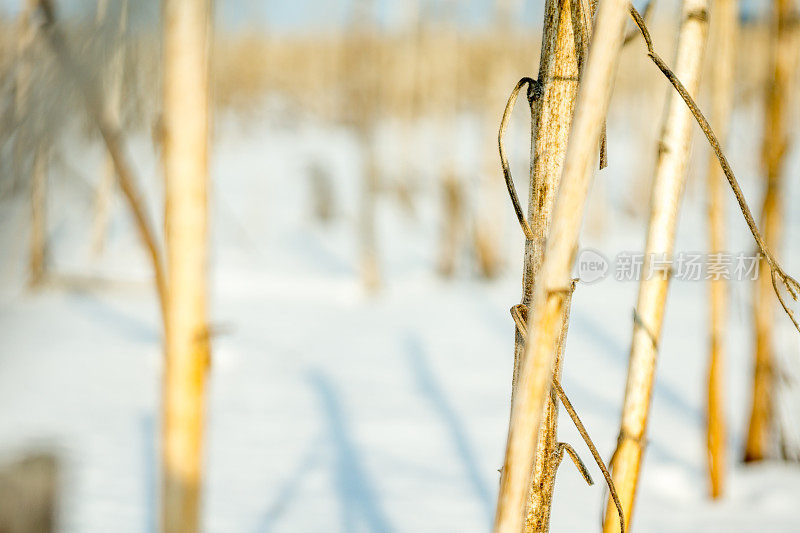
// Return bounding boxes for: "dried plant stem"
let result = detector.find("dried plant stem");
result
[511,293,625,533]
[493,0,630,530]
[349,0,381,291]
[92,0,128,257]
[622,0,655,45]
[436,9,462,279]
[627,6,800,332]
[498,77,537,242]
[16,0,47,286]
[394,3,421,220]
[14,0,36,132]
[35,2,168,328]
[514,1,586,530]
[551,378,625,533]
[474,34,509,279]
[438,169,464,277]
[603,2,711,531]
[161,0,212,532]
[744,0,799,463]
[29,144,47,286]
[360,135,381,291]
[705,0,736,498]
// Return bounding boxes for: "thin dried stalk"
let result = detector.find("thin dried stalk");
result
[92,0,128,257]
[438,169,464,277]
[498,77,537,242]
[394,3,422,220]
[511,293,625,533]
[627,6,800,332]
[360,138,381,291]
[35,1,168,328]
[493,0,630,530]
[744,0,799,463]
[551,379,624,533]
[622,0,655,45]
[474,14,511,280]
[705,0,736,498]
[604,2,711,531]
[14,0,36,125]
[436,5,463,279]
[517,1,586,530]
[555,441,593,484]
[16,0,47,286]
[29,144,47,286]
[160,0,213,532]
[606,0,800,510]
[349,0,381,291]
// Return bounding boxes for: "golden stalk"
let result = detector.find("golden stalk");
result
[744,0,799,463]
[160,0,213,531]
[604,1,711,530]
[517,0,583,530]
[705,0,737,498]
[493,0,630,529]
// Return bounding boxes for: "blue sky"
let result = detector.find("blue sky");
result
[0,0,765,33]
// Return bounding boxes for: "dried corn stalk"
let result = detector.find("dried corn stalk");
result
[493,0,630,530]
[603,1,710,531]
[744,0,799,463]
[161,0,213,531]
[705,0,737,498]
[516,0,583,530]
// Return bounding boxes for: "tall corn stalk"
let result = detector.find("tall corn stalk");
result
[603,1,710,531]
[744,0,799,463]
[493,0,630,530]
[705,0,737,498]
[512,0,582,530]
[160,0,212,531]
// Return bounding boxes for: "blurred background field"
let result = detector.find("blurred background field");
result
[0,0,799,532]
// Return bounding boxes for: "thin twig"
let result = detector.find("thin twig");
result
[556,441,594,485]
[627,4,800,333]
[552,379,625,533]
[498,77,539,240]
[623,0,655,45]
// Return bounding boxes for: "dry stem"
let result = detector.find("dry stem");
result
[492,0,630,530]
[604,2,711,530]
[705,0,736,497]
[161,0,213,531]
[511,299,625,533]
[744,0,799,462]
[34,1,168,328]
[628,5,800,332]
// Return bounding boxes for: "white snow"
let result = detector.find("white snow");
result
[1,97,799,532]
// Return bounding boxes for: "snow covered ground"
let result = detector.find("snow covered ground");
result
[1,96,799,532]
